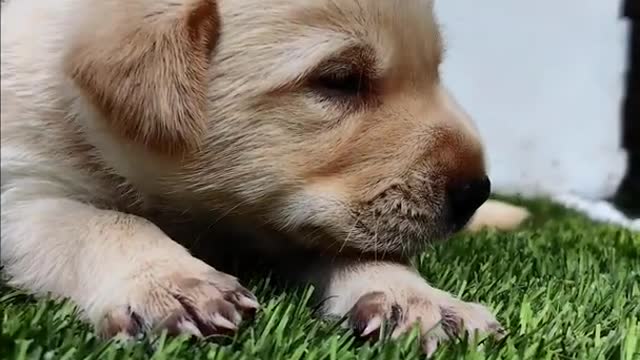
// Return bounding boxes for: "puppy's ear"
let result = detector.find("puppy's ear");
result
[66,0,219,155]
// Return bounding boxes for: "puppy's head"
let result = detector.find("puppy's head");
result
[70,0,489,258]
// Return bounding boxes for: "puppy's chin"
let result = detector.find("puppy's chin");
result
[289,218,453,260]
[273,193,454,259]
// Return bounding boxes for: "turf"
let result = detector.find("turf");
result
[1,200,639,360]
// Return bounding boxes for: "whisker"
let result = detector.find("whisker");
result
[339,214,360,253]
[373,215,382,261]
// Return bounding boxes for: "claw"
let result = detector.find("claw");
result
[237,294,260,310]
[361,315,383,337]
[211,313,238,331]
[422,336,440,358]
[176,319,204,338]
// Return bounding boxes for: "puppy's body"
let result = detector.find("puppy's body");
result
[1,0,526,354]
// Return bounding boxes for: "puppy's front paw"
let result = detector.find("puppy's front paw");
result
[348,291,503,356]
[98,262,259,339]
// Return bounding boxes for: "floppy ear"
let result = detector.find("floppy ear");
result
[66,0,220,155]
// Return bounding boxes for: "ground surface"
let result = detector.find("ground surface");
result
[1,200,639,360]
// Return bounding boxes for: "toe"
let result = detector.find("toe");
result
[422,336,441,358]
[99,306,144,339]
[348,292,389,339]
[160,312,204,338]
[175,293,241,336]
[202,298,242,331]
[439,301,503,341]
[224,286,260,317]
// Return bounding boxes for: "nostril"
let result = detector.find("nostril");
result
[447,176,491,229]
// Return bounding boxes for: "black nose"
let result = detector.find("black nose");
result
[447,176,491,230]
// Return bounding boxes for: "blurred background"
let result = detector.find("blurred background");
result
[435,0,639,229]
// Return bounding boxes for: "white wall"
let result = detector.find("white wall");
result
[435,0,629,199]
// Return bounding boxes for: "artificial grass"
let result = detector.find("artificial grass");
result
[1,200,639,360]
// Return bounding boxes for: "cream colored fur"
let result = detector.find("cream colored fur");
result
[467,200,531,232]
[1,0,527,354]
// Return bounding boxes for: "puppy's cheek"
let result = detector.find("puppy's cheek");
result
[275,183,345,226]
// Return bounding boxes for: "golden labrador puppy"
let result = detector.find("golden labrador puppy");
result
[0,0,528,355]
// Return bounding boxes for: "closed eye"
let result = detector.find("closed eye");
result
[305,45,380,111]
[310,70,369,98]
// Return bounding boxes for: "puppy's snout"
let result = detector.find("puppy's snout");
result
[447,176,491,230]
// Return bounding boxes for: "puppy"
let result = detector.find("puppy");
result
[0,0,528,354]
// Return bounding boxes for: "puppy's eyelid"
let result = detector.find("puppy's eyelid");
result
[313,62,354,77]
[308,44,378,79]
[309,68,370,98]
[307,58,377,100]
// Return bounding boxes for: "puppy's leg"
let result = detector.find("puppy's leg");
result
[310,260,503,356]
[0,185,258,338]
[465,199,530,232]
